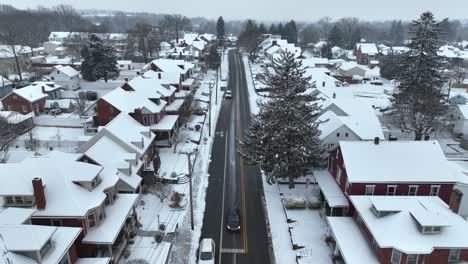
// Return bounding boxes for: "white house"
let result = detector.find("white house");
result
[448,104,468,135]
[48,65,80,90]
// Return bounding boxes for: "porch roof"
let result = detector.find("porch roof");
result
[182,78,195,86]
[151,115,179,132]
[165,99,184,113]
[82,194,138,244]
[314,170,349,208]
[327,217,380,264]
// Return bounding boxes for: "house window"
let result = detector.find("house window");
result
[40,240,52,259]
[430,185,440,196]
[336,167,342,185]
[109,107,114,114]
[345,133,349,137]
[51,77,55,81]
[336,133,340,137]
[365,185,375,195]
[387,185,397,196]
[51,219,62,226]
[7,105,12,111]
[150,115,154,125]
[391,249,402,264]
[22,105,27,112]
[143,116,149,125]
[87,211,96,229]
[449,248,460,263]
[406,254,418,264]
[345,181,350,194]
[408,185,418,196]
[4,196,13,204]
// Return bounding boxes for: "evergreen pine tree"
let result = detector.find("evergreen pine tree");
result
[328,25,344,48]
[321,43,333,59]
[258,23,267,34]
[348,27,361,50]
[269,24,277,35]
[81,35,119,82]
[393,12,445,140]
[393,20,404,45]
[244,52,324,188]
[277,23,285,38]
[216,16,225,46]
[285,20,298,44]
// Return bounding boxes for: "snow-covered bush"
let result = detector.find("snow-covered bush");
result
[283,196,307,209]
[308,197,321,209]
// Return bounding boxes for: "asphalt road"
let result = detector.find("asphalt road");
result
[200,50,270,264]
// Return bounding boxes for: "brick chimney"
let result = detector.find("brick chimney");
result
[32,178,46,210]
[374,137,380,145]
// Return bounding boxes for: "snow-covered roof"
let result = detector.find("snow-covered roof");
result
[45,99,73,109]
[48,31,71,39]
[53,65,79,77]
[339,141,462,183]
[147,59,188,75]
[0,45,32,59]
[31,81,62,92]
[0,111,34,124]
[117,60,132,65]
[339,61,367,73]
[83,136,142,190]
[127,76,177,98]
[76,258,111,264]
[356,43,378,55]
[82,193,138,244]
[101,87,167,114]
[0,225,81,264]
[99,113,156,157]
[8,85,48,103]
[327,217,380,264]
[108,33,128,40]
[143,70,180,85]
[151,114,179,131]
[319,99,384,140]
[314,170,349,207]
[0,208,35,225]
[190,40,205,51]
[350,195,468,254]
[0,154,109,217]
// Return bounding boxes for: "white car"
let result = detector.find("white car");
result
[198,238,215,264]
[225,90,232,99]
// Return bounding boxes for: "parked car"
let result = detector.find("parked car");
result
[199,238,215,264]
[225,90,232,99]
[226,208,241,231]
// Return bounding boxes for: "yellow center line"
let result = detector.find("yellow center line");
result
[234,53,249,254]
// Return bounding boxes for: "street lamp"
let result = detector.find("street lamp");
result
[179,149,199,230]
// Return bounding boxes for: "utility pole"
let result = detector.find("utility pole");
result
[215,67,219,105]
[180,150,198,230]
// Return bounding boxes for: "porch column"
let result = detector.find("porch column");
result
[108,244,113,259]
[330,207,334,217]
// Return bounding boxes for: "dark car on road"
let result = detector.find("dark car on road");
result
[226,208,241,231]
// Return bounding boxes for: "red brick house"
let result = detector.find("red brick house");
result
[321,140,462,215]
[354,43,378,65]
[0,153,138,263]
[326,196,468,264]
[1,84,48,115]
[95,83,180,146]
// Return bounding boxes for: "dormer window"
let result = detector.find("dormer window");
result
[91,176,101,188]
[371,205,398,218]
[40,239,52,259]
[420,225,443,234]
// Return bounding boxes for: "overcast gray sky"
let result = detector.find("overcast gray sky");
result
[3,0,467,21]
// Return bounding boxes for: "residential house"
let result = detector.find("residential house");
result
[79,112,158,192]
[354,43,378,65]
[318,99,384,153]
[0,152,139,263]
[117,60,133,71]
[95,85,179,146]
[319,140,462,216]
[448,103,468,135]
[49,65,80,90]
[1,84,49,115]
[326,196,468,264]
[0,110,34,127]
[144,59,195,91]
[336,61,367,84]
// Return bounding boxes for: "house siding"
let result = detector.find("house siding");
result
[329,147,455,205]
[95,99,121,126]
[2,93,45,114]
